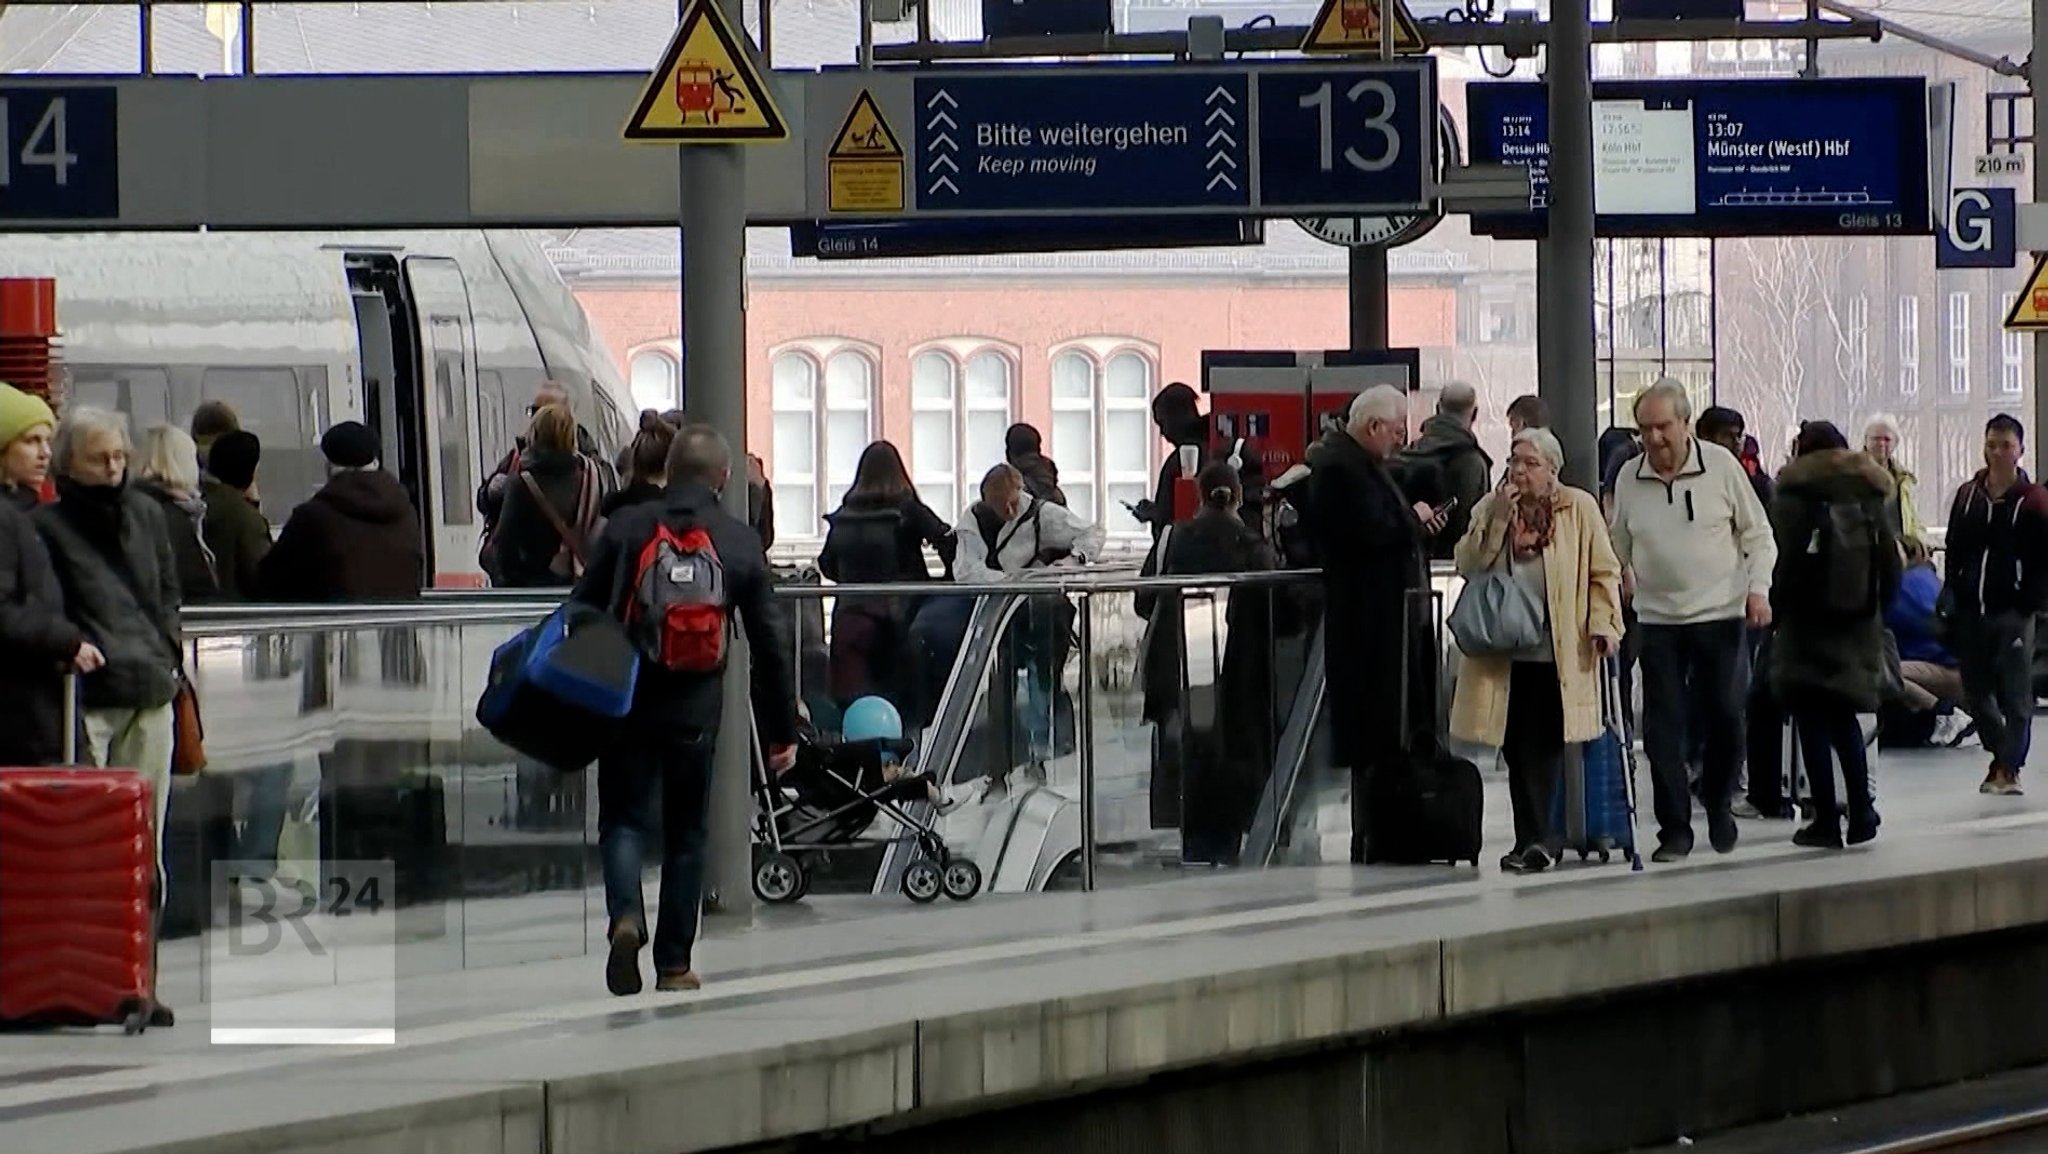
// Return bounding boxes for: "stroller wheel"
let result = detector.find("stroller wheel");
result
[753,853,805,904]
[941,859,982,901]
[901,860,943,904]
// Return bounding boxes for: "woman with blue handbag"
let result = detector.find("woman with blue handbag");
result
[1448,428,1625,874]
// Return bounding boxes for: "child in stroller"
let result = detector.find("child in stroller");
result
[751,696,984,905]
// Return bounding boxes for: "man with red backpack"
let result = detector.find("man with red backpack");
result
[569,422,798,997]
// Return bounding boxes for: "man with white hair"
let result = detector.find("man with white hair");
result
[1609,379,1777,861]
[1302,385,1451,863]
[1399,380,1492,559]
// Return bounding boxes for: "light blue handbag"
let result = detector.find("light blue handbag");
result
[1447,535,1548,658]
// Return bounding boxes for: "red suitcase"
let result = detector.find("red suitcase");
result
[0,678,160,1033]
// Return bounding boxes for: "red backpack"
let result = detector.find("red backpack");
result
[626,521,730,673]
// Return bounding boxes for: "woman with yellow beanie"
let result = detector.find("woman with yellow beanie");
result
[0,382,103,768]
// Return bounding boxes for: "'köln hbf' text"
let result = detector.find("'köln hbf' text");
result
[974,121,1191,177]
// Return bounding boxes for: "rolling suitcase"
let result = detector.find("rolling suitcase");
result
[1363,588,1485,867]
[1552,657,1644,868]
[0,675,161,1033]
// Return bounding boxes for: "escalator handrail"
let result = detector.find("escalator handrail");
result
[1242,623,1328,868]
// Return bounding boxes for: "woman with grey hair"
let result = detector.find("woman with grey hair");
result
[1448,426,1625,873]
[1861,414,1922,540]
[134,424,219,602]
[31,404,185,1026]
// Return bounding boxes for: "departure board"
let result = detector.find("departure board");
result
[1465,77,1933,238]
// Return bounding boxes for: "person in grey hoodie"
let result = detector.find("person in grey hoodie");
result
[1398,381,1492,559]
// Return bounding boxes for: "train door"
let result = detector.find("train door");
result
[400,256,486,588]
[345,254,431,557]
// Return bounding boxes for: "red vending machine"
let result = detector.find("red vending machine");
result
[1306,348,1423,447]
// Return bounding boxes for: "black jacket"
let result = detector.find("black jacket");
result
[492,449,601,589]
[1302,432,1430,766]
[0,485,83,764]
[1944,468,2048,619]
[1008,452,1067,508]
[34,480,183,712]
[260,469,424,602]
[1767,449,1902,712]
[136,480,219,604]
[569,482,798,743]
[602,480,666,519]
[200,477,271,602]
[1398,413,1492,559]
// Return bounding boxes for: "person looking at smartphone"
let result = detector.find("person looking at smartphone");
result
[1399,381,1492,559]
[1300,385,1441,864]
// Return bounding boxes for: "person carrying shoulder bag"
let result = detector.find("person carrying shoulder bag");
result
[487,403,602,587]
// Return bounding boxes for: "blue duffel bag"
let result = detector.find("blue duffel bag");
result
[476,601,641,772]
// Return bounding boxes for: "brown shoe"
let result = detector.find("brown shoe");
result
[605,921,644,997]
[655,969,702,992]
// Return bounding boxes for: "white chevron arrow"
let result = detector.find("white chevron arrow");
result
[1207,152,1238,171]
[928,154,958,174]
[1206,86,1237,105]
[927,89,957,109]
[1206,108,1235,127]
[929,175,961,195]
[927,110,956,131]
[930,132,958,151]
[1207,129,1236,149]
[1207,172,1238,191]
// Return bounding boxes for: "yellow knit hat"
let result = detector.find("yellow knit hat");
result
[0,383,56,453]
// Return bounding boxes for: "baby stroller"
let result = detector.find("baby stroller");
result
[751,696,985,905]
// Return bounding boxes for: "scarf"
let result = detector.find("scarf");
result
[1508,487,1555,562]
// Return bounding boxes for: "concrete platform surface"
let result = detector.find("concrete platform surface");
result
[5,744,2048,1154]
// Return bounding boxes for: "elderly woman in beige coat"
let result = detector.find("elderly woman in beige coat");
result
[1450,427,1624,874]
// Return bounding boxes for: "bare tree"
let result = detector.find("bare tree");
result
[1717,237,1830,465]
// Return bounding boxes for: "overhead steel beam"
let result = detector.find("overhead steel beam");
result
[870,18,1881,63]
[1817,0,2027,77]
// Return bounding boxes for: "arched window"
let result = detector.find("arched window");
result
[911,346,1014,520]
[1049,346,1157,535]
[628,348,678,413]
[771,345,876,538]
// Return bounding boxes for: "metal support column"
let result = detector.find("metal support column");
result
[2034,0,2047,445]
[679,0,757,921]
[1349,247,1390,352]
[1538,0,1599,491]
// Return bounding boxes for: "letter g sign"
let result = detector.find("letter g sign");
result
[1937,187,2017,270]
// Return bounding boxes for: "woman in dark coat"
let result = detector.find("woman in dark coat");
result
[1768,420,1901,849]
[602,411,677,518]
[489,403,604,588]
[134,425,220,603]
[818,440,956,712]
[1300,387,1436,864]
[1136,462,1285,865]
[0,384,92,765]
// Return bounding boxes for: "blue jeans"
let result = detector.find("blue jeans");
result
[1793,706,1874,826]
[597,730,714,975]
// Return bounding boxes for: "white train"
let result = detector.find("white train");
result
[11,230,636,587]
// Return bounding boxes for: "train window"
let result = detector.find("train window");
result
[200,367,315,517]
[431,328,476,529]
[477,369,513,468]
[63,366,171,434]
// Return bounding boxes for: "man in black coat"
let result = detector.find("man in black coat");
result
[1301,385,1446,863]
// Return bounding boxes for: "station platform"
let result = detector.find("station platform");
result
[7,741,2048,1154]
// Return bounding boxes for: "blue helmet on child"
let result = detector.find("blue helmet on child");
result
[841,696,904,745]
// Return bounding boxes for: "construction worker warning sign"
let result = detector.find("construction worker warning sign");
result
[2003,255,2048,332]
[1301,0,1428,56]
[623,0,787,143]
[827,90,904,213]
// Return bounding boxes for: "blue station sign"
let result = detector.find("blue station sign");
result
[0,86,119,223]
[1464,77,1932,238]
[843,60,1436,220]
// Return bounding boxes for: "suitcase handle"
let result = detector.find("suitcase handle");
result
[62,670,77,765]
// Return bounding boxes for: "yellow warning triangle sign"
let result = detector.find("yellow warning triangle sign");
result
[623,0,787,144]
[1301,0,1428,56]
[2004,255,2048,332]
[828,91,903,161]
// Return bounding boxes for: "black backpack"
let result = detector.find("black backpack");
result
[1796,499,1885,621]
[970,498,1049,572]
[822,505,904,585]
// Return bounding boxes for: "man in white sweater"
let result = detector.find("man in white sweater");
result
[1610,379,1778,861]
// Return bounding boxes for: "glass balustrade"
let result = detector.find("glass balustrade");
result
[152,562,1460,1001]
